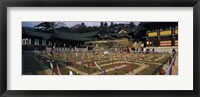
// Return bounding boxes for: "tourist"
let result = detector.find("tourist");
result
[143,47,146,54]
[50,47,53,57]
[146,48,150,54]
[93,47,96,54]
[172,48,176,66]
[172,48,176,57]
[152,48,155,54]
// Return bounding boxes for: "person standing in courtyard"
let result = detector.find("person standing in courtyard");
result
[152,48,155,54]
[172,48,176,57]
[172,48,176,66]
[50,46,54,56]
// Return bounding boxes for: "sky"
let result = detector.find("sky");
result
[22,21,140,28]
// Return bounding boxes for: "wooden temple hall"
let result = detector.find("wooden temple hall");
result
[141,22,178,47]
[22,27,98,51]
[22,24,133,51]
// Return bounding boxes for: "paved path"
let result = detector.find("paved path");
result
[126,62,149,75]
[58,62,88,75]
[93,61,127,68]
[135,60,162,65]
[154,54,165,61]
[92,64,127,75]
[92,62,149,75]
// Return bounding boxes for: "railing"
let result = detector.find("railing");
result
[165,54,176,75]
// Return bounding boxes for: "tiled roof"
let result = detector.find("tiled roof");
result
[23,27,98,42]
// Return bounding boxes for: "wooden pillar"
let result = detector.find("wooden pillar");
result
[172,39,175,46]
[31,38,34,44]
[171,26,176,46]
[157,29,160,47]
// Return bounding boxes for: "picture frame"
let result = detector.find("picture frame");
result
[0,0,199,97]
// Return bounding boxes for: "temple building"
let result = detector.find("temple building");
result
[22,27,98,51]
[22,22,138,51]
[84,29,133,49]
[139,22,178,47]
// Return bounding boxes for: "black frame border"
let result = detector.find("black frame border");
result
[0,0,200,97]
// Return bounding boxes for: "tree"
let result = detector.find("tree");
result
[34,22,66,32]
[134,23,146,41]
[109,22,115,33]
[129,22,136,28]
[54,22,66,28]
[87,26,100,32]
[99,22,109,35]
[80,22,88,32]
[34,22,52,31]
[71,22,88,33]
